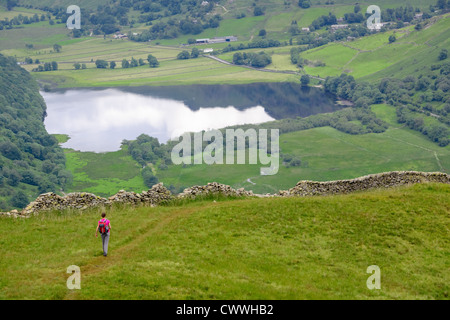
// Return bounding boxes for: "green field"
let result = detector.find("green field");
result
[1,4,448,87]
[154,104,449,194]
[0,6,48,20]
[12,0,110,10]
[58,104,449,197]
[64,146,147,197]
[301,14,450,81]
[0,183,448,299]
[1,0,449,301]
[4,9,444,197]
[4,13,444,87]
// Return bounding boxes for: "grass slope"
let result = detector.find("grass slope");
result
[300,14,450,81]
[64,146,147,197]
[157,104,450,194]
[0,183,448,299]
[3,3,447,87]
[58,104,450,197]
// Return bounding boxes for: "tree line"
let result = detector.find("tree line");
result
[324,69,450,146]
[232,52,272,68]
[12,0,220,38]
[0,54,72,210]
[91,54,160,70]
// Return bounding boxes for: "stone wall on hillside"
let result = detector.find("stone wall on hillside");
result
[279,171,449,197]
[0,171,448,218]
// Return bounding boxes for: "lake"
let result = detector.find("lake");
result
[42,83,340,152]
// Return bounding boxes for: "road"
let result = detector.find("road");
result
[203,54,326,81]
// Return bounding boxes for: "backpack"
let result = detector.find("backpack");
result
[98,219,109,234]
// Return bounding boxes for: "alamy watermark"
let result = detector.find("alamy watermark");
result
[367,5,382,31]
[66,5,81,30]
[366,265,381,290]
[171,129,280,176]
[66,265,81,290]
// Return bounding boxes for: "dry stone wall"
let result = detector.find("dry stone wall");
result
[280,171,449,197]
[1,171,448,218]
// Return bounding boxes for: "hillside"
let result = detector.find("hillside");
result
[1,1,448,198]
[0,54,71,211]
[0,1,447,88]
[0,0,449,302]
[0,182,448,299]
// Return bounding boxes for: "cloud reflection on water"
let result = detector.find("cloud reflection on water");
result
[42,89,275,152]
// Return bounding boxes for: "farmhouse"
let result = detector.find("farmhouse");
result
[114,33,128,39]
[301,27,310,32]
[196,38,209,44]
[370,22,390,31]
[203,48,214,53]
[331,24,348,30]
[196,36,238,44]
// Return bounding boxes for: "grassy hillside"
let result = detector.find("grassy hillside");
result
[296,14,450,81]
[1,1,447,87]
[13,0,109,10]
[59,104,450,196]
[0,54,70,211]
[3,13,445,87]
[0,183,448,299]
[64,146,147,197]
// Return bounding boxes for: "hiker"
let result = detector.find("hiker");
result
[95,212,111,257]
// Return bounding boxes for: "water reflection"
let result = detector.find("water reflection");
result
[42,89,275,152]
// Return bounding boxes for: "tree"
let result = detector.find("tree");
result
[439,49,448,61]
[300,75,310,86]
[110,61,116,69]
[44,62,52,71]
[10,190,28,209]
[233,52,244,65]
[51,61,58,71]
[254,6,264,16]
[6,0,17,11]
[130,57,139,67]
[95,60,109,69]
[298,0,311,8]
[138,58,146,66]
[0,141,21,160]
[53,44,62,53]
[74,63,81,70]
[122,59,130,68]
[250,52,272,68]
[72,29,82,38]
[191,47,199,58]
[389,35,396,43]
[177,50,191,60]
[258,29,267,37]
[437,0,447,9]
[415,23,423,31]
[354,4,361,13]
[81,64,87,69]
[142,167,159,188]
[147,54,159,67]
